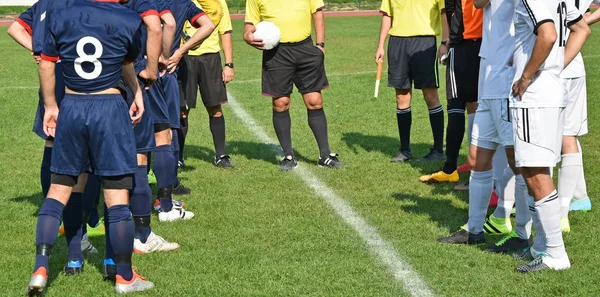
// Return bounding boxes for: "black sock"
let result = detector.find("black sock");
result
[396,108,412,152]
[442,109,465,174]
[40,147,52,197]
[307,108,331,158]
[273,110,294,156]
[209,116,226,156]
[178,116,188,161]
[429,106,444,153]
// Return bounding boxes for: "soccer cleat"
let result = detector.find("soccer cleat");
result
[437,229,485,244]
[318,153,346,168]
[513,246,541,261]
[147,170,157,185]
[103,259,117,282]
[153,199,185,212]
[177,160,185,169]
[560,216,570,233]
[417,149,445,162]
[485,230,531,253]
[570,197,592,212]
[134,232,180,254]
[489,190,499,207]
[391,150,412,162]
[81,234,98,254]
[214,155,235,168]
[419,170,459,183]
[158,208,195,222]
[115,271,155,294]
[454,182,469,191]
[457,162,471,173]
[279,155,298,171]
[483,214,512,235]
[25,267,47,297]
[172,181,191,195]
[515,253,571,273]
[87,217,105,236]
[63,260,84,276]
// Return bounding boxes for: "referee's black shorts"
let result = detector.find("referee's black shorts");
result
[261,37,329,98]
[387,35,439,90]
[446,39,481,103]
[180,53,228,109]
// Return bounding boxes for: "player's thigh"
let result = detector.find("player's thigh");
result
[471,100,500,151]
[262,45,296,98]
[488,98,513,148]
[452,41,481,102]
[51,94,90,177]
[197,53,229,107]
[146,81,171,126]
[87,95,137,177]
[131,90,156,154]
[293,41,329,95]
[563,77,588,136]
[512,107,565,168]
[387,36,412,90]
[160,73,181,129]
[409,36,439,90]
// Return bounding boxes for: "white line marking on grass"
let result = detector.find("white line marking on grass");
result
[226,91,435,297]
[232,71,376,84]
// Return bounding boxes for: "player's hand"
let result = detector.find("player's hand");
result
[316,45,325,55]
[130,93,145,125]
[32,53,41,65]
[243,30,265,50]
[222,66,234,84]
[375,47,385,64]
[158,55,168,77]
[437,44,449,61]
[167,49,183,74]
[43,106,59,137]
[511,72,539,99]
[138,69,157,89]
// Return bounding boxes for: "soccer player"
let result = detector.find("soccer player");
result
[243,0,345,170]
[376,0,449,162]
[420,0,482,183]
[26,0,154,294]
[179,0,234,169]
[508,0,589,272]
[437,0,528,249]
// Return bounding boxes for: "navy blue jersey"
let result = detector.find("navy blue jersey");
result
[42,0,143,93]
[156,0,171,15]
[122,0,159,18]
[164,0,205,55]
[16,0,49,54]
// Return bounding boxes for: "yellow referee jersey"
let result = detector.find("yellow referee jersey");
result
[245,0,325,43]
[184,0,232,56]
[380,0,445,37]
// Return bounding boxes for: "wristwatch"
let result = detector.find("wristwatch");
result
[441,40,449,46]
[316,42,325,48]
[224,62,234,68]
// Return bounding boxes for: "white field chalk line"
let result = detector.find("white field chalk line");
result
[231,70,377,84]
[226,91,435,297]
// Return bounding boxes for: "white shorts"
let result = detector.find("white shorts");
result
[511,107,565,168]
[563,76,588,136]
[471,99,514,150]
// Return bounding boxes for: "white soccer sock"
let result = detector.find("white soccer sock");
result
[514,175,532,240]
[493,166,515,219]
[533,190,567,259]
[492,147,508,196]
[528,195,546,253]
[467,113,475,146]
[467,169,494,234]
[574,139,588,200]
[558,153,581,217]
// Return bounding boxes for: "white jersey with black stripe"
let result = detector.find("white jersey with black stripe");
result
[511,0,582,107]
[561,0,593,78]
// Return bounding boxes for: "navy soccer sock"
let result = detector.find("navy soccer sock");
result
[104,204,114,262]
[153,145,176,211]
[34,198,65,273]
[63,193,84,263]
[40,147,52,197]
[107,205,134,281]
[130,166,152,243]
[172,129,180,171]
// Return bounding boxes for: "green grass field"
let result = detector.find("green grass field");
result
[1,16,600,296]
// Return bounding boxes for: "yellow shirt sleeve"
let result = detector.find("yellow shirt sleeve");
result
[245,0,260,25]
[438,0,445,10]
[310,0,325,13]
[380,0,392,17]
[196,0,223,26]
[218,0,232,34]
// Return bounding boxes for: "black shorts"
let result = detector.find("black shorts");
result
[262,37,329,98]
[387,36,439,90]
[446,40,481,102]
[181,53,228,108]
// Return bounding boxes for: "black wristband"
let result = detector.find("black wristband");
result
[316,42,325,48]
[224,62,234,68]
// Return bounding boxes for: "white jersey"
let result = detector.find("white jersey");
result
[561,0,592,78]
[479,0,517,99]
[511,0,582,108]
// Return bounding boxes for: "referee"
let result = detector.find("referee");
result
[180,0,234,169]
[243,0,345,171]
[376,0,449,162]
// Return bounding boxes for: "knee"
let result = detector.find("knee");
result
[272,98,290,112]
[207,105,223,118]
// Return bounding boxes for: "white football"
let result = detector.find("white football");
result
[253,21,281,50]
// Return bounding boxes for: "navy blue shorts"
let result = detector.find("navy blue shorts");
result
[160,72,181,129]
[136,60,170,127]
[51,94,137,177]
[125,84,156,153]
[33,62,66,140]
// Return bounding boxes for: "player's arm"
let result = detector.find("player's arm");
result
[439,7,450,59]
[376,1,392,63]
[445,0,455,21]
[564,15,591,68]
[167,14,215,72]
[140,14,162,85]
[159,11,176,62]
[123,61,145,125]
[312,8,326,54]
[243,0,265,50]
[221,31,234,83]
[7,20,33,51]
[473,0,489,9]
[584,7,600,25]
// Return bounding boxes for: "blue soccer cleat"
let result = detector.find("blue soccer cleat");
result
[570,197,592,212]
